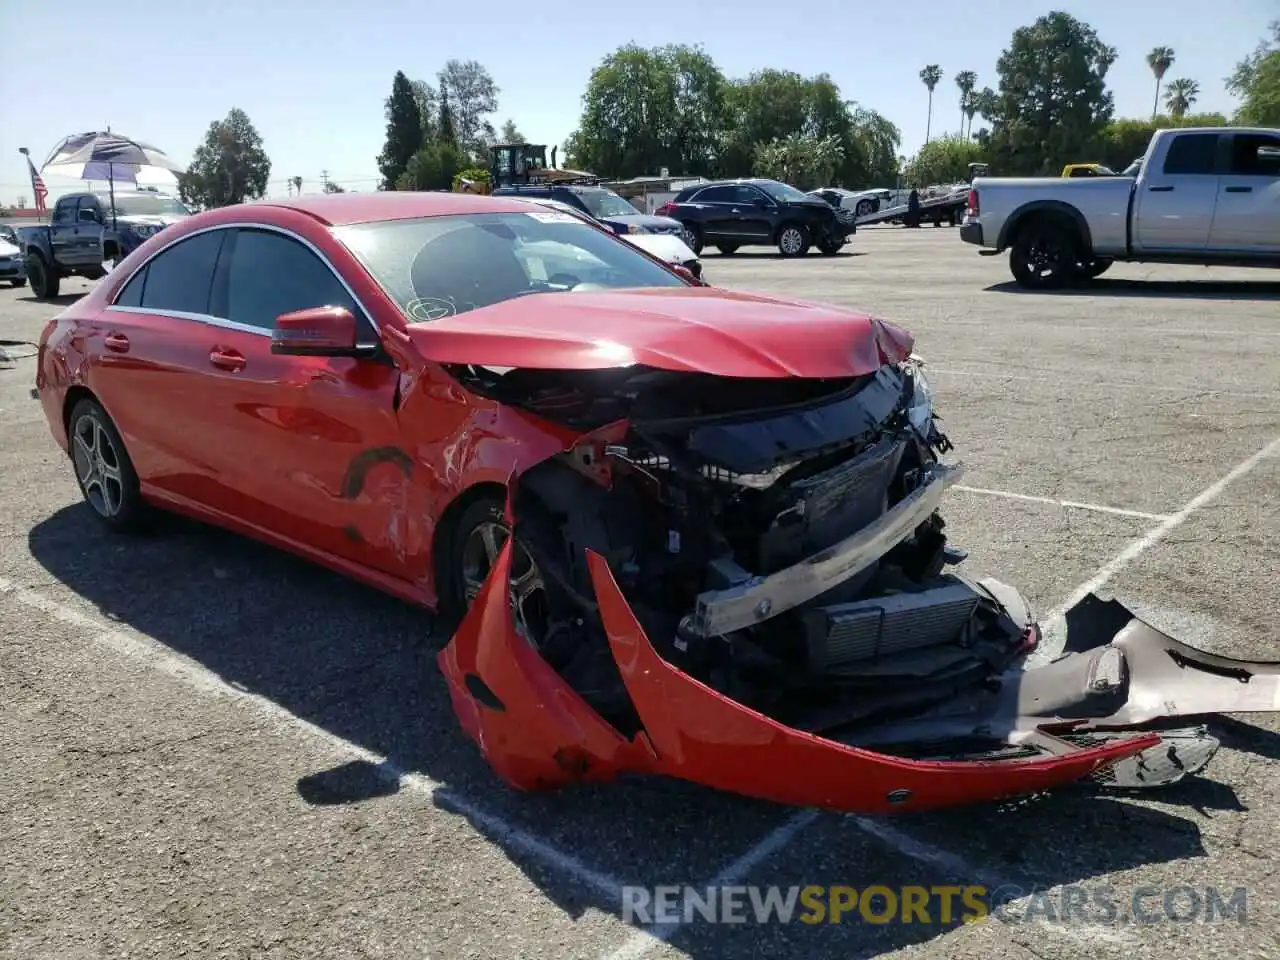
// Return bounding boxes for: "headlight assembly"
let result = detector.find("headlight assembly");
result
[904,358,934,434]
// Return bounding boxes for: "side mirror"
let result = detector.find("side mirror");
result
[754,198,769,208]
[271,305,361,357]
[78,209,99,223]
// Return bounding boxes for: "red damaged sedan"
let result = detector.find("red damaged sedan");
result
[36,192,1279,813]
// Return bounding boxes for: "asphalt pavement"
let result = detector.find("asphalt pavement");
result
[2,227,1278,960]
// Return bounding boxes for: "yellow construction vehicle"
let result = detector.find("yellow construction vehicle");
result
[454,143,598,195]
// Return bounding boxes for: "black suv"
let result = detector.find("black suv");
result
[655,179,850,257]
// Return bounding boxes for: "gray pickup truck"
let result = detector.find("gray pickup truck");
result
[19,188,191,299]
[960,126,1280,288]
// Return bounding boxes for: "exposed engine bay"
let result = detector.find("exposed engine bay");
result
[440,357,1280,809]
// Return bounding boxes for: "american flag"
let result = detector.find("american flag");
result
[26,156,48,215]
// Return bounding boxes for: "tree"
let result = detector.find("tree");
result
[438,81,457,146]
[919,65,943,143]
[438,59,499,159]
[570,44,730,178]
[177,107,271,209]
[323,181,346,194]
[1163,78,1200,120]
[954,71,977,136]
[903,136,985,187]
[396,141,464,191]
[752,134,844,189]
[1146,47,1175,120]
[960,92,979,139]
[410,79,438,142]
[377,71,424,190]
[1227,21,1280,127]
[849,106,902,186]
[499,119,525,143]
[984,12,1117,175]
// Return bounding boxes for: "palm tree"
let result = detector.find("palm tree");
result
[961,91,980,139]
[920,65,943,143]
[1164,78,1200,121]
[1146,47,1175,120]
[954,71,977,136]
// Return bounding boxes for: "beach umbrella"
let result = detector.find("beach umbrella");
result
[42,132,184,226]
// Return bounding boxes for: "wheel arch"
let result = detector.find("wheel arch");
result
[431,480,510,617]
[998,200,1093,255]
[62,385,101,439]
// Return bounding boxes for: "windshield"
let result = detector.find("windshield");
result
[0,226,16,244]
[334,211,687,322]
[756,180,811,202]
[104,194,191,217]
[574,190,639,219]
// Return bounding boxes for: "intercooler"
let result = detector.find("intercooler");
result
[800,579,980,674]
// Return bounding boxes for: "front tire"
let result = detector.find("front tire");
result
[445,496,550,646]
[817,238,843,255]
[777,223,810,257]
[27,253,60,300]
[1009,223,1079,290]
[67,398,148,533]
[10,278,25,288]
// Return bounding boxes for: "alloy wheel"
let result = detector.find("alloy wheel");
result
[71,413,125,518]
[461,520,548,643]
[780,227,804,255]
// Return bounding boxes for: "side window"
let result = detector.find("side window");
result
[225,229,366,334]
[76,197,102,223]
[693,186,733,203]
[734,186,769,205]
[1162,135,1219,175]
[114,265,148,307]
[139,230,226,315]
[52,197,77,224]
[1226,134,1280,177]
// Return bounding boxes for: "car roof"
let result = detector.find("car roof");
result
[251,191,543,226]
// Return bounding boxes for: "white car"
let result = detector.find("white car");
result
[0,225,27,287]
[510,196,704,282]
[808,187,894,219]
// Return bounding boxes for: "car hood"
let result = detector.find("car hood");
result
[115,213,188,227]
[0,238,19,257]
[602,213,682,232]
[404,287,913,378]
[620,232,697,264]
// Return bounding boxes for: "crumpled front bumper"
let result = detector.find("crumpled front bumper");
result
[439,525,1280,814]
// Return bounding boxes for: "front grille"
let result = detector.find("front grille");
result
[802,579,980,672]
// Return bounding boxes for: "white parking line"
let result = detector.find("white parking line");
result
[596,430,1280,960]
[0,576,637,922]
[951,484,1172,522]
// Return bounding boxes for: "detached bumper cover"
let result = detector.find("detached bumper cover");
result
[438,518,1280,812]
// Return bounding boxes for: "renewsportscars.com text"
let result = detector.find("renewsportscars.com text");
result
[622,884,1249,926]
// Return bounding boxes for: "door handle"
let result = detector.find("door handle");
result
[1225,185,1253,193]
[209,348,246,372]
[730,208,741,213]
[1148,185,1174,192]
[103,332,130,353]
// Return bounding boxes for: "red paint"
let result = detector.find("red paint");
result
[407,287,913,377]
[42,192,1122,815]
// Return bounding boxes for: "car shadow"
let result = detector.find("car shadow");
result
[27,504,1240,957]
[985,278,1280,300]
[18,292,84,307]
[711,250,865,259]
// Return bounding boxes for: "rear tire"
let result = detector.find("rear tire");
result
[679,224,703,255]
[1009,222,1079,290]
[67,398,149,533]
[27,253,60,300]
[10,278,25,288]
[777,223,810,257]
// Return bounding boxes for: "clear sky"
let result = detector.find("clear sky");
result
[2,0,1274,204]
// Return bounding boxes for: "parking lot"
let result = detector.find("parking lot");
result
[3,226,1279,960]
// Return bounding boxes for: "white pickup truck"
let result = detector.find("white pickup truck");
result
[960,126,1280,288]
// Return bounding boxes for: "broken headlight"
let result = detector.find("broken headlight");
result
[904,358,934,434]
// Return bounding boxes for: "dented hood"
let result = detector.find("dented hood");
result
[404,287,914,377]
